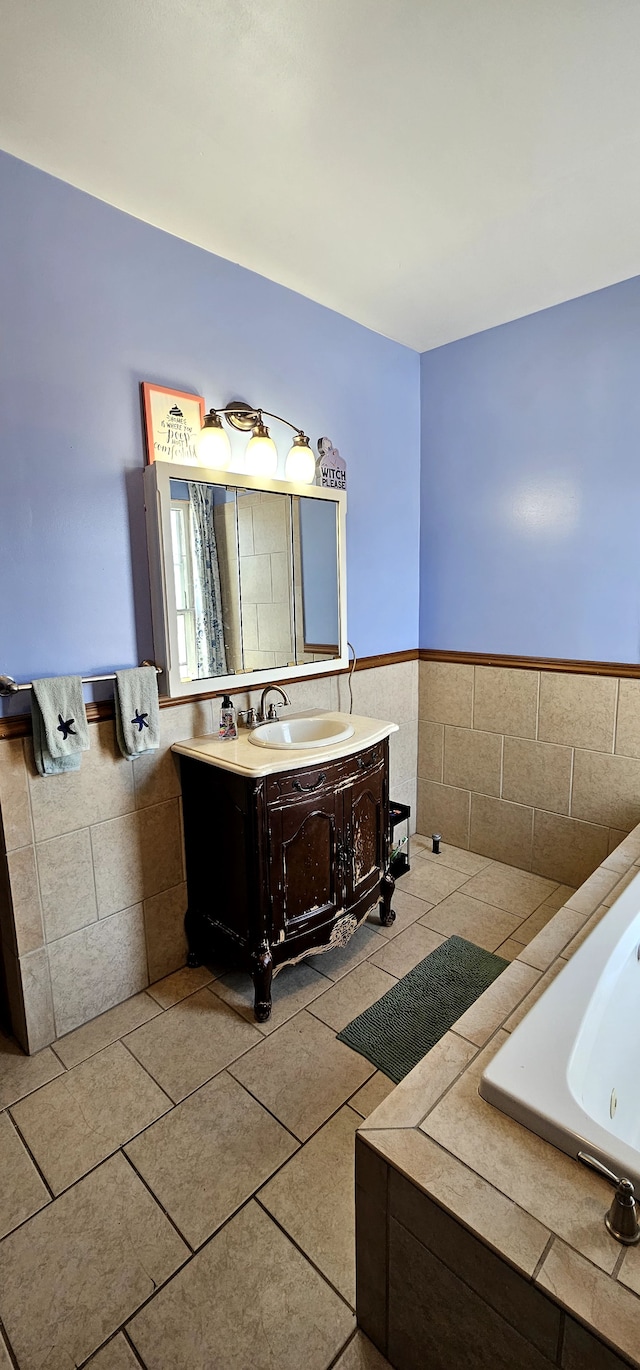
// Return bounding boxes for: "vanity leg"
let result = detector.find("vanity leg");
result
[184,907,204,968]
[379,870,396,927]
[252,942,273,1023]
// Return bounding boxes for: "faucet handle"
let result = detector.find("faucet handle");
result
[578,1152,640,1244]
[267,703,280,720]
[607,1180,640,1245]
[238,708,259,728]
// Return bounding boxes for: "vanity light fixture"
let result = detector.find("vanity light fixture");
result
[197,399,316,483]
[244,419,278,477]
[285,433,317,483]
[195,411,232,469]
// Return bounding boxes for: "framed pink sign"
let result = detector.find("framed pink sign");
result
[141,382,205,465]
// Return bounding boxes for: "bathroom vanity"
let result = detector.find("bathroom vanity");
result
[173,713,398,1020]
[147,455,397,1021]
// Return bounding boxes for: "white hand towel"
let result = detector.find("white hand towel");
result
[114,667,160,760]
[31,676,90,777]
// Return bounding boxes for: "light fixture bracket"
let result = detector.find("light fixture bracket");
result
[224,399,259,432]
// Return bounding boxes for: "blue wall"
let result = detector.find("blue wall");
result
[420,276,640,661]
[0,151,420,711]
[6,147,638,695]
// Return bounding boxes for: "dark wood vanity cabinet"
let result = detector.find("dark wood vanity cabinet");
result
[179,739,396,1021]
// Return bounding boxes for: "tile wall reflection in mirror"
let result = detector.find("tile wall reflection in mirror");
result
[168,479,340,684]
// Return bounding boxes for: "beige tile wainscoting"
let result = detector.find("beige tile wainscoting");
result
[418,659,640,886]
[356,826,640,1370]
[0,659,418,1051]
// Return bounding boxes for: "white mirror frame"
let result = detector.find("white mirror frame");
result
[144,459,348,699]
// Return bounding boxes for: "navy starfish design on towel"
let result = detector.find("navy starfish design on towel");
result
[131,709,149,732]
[56,714,76,740]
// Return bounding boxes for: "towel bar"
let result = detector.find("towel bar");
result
[0,662,162,697]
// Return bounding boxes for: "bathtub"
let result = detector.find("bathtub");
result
[480,867,640,1190]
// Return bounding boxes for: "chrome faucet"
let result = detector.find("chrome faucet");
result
[259,685,291,722]
[578,1152,640,1244]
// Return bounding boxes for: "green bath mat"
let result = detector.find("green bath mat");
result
[337,935,508,1083]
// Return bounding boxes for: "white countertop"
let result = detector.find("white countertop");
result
[171,711,399,777]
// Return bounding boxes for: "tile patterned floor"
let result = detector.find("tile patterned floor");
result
[0,836,574,1369]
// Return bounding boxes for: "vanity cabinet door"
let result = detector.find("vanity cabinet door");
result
[269,789,344,940]
[343,761,385,919]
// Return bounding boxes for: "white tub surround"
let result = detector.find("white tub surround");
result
[172,712,398,778]
[356,823,640,1370]
[481,867,640,1190]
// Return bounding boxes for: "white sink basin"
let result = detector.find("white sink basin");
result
[247,715,355,750]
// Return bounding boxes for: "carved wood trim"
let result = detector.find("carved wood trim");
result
[419,648,640,679]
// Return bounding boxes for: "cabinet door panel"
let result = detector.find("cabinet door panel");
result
[270,793,343,938]
[344,766,385,914]
[352,788,379,886]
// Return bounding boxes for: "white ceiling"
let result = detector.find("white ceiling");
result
[2,0,640,351]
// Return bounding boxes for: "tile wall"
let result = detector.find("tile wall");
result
[236,492,295,671]
[0,660,418,1051]
[418,660,640,886]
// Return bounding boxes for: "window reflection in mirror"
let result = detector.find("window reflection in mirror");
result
[169,479,241,683]
[167,478,340,686]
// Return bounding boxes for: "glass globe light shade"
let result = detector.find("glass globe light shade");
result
[245,424,278,478]
[195,415,232,470]
[285,435,316,484]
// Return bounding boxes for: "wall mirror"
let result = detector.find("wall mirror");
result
[144,461,347,698]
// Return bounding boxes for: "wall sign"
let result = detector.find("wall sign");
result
[317,436,346,490]
[141,382,205,465]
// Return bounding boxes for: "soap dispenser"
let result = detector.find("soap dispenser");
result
[218,694,237,740]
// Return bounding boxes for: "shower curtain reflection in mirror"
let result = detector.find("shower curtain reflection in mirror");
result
[170,482,228,681]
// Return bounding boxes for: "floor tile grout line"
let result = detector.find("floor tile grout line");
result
[12,1072,299,1248]
[305,975,400,1033]
[27,1011,242,1182]
[110,1033,181,1102]
[50,995,165,1070]
[120,1067,373,1268]
[118,1188,344,1350]
[122,1325,148,1368]
[145,966,220,1011]
[424,867,563,925]
[5,1103,364,1361]
[327,1328,359,1369]
[49,1041,70,1071]
[225,1054,374,1152]
[253,1194,356,1315]
[0,1313,19,1370]
[116,981,378,1143]
[120,1027,307,1150]
[8,1119,170,1216]
[5,1106,56,1202]
[75,1326,146,1370]
[120,1148,195,1255]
